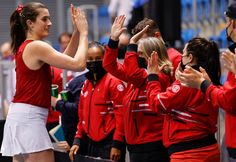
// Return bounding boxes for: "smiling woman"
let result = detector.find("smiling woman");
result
[0,2,88,162]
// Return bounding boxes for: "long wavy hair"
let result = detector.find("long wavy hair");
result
[138,37,172,75]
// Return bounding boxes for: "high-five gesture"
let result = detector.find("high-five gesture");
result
[72,6,88,36]
[70,4,78,32]
[130,25,149,44]
[110,15,126,41]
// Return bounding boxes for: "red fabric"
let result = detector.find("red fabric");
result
[206,71,236,113]
[225,112,236,148]
[170,143,220,162]
[167,48,182,82]
[75,73,125,142]
[13,40,51,109]
[205,71,236,148]
[146,79,218,148]
[103,45,170,145]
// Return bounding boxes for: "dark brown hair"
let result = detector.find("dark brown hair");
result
[132,18,160,36]
[10,2,47,53]
[187,37,221,85]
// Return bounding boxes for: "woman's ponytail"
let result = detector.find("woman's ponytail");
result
[10,7,26,53]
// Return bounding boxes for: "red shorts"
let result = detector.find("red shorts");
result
[170,143,220,162]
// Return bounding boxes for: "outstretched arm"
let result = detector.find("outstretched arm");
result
[103,15,128,82]
[177,63,236,113]
[123,25,149,87]
[24,6,88,71]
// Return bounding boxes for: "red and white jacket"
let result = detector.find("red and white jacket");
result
[166,47,182,82]
[74,73,125,145]
[204,71,236,149]
[103,40,171,145]
[146,75,219,148]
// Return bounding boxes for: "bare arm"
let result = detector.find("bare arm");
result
[23,7,88,71]
[63,5,82,57]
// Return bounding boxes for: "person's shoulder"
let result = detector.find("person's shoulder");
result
[28,40,50,47]
[167,47,182,55]
[107,73,125,84]
[25,40,53,54]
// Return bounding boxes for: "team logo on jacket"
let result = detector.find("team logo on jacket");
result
[83,91,88,97]
[117,84,124,92]
[171,85,180,93]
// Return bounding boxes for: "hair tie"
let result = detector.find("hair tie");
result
[16,5,24,14]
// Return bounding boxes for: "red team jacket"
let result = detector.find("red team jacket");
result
[103,40,171,145]
[147,76,219,151]
[166,47,182,82]
[74,73,125,144]
[204,71,236,149]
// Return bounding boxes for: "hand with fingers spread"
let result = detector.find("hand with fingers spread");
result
[70,4,78,32]
[110,147,121,162]
[69,144,79,162]
[72,6,88,36]
[130,25,149,44]
[110,15,126,41]
[222,49,236,74]
[176,65,210,89]
[147,51,163,75]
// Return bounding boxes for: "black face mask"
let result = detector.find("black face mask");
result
[180,60,200,71]
[180,60,188,70]
[86,60,107,81]
[226,26,233,42]
[138,57,147,69]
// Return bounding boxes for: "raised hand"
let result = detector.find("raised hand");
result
[110,15,126,41]
[70,4,77,32]
[130,25,149,44]
[222,49,236,74]
[147,51,162,75]
[72,6,88,36]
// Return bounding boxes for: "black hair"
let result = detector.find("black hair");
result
[88,41,105,55]
[187,37,221,85]
[10,2,47,53]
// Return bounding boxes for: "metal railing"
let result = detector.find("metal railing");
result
[0,60,15,120]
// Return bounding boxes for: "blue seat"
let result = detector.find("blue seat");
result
[98,5,108,17]
[99,35,109,45]
[182,29,196,44]
[218,29,227,48]
[202,0,210,19]
[181,0,193,22]
[181,0,187,22]
[221,0,229,17]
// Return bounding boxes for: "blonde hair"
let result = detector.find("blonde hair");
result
[138,37,172,74]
